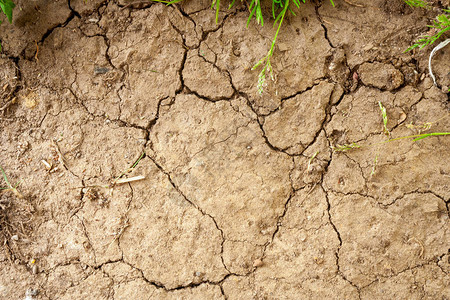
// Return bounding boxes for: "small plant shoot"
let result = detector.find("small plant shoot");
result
[378,102,390,136]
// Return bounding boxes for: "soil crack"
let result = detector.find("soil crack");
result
[321,183,362,297]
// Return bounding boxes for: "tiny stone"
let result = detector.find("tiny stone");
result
[94,66,110,75]
[328,62,336,71]
[253,259,264,268]
[25,288,39,297]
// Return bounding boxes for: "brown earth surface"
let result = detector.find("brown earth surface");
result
[0,0,449,299]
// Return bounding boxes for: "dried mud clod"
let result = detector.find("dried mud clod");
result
[358,62,405,91]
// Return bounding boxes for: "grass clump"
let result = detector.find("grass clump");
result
[404,0,429,9]
[154,0,334,93]
[405,6,450,51]
[403,1,449,90]
[157,0,446,93]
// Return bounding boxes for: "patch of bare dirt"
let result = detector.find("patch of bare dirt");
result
[0,0,448,299]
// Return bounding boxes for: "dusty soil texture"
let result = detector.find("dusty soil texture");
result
[0,0,449,299]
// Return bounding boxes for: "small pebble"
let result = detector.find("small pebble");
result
[94,67,110,75]
[25,288,39,300]
[253,259,264,268]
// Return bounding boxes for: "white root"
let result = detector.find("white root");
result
[428,38,450,86]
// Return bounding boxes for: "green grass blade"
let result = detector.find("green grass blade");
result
[0,165,11,187]
[378,101,389,135]
[0,0,15,23]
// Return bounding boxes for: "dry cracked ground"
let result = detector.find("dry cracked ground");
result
[0,0,449,299]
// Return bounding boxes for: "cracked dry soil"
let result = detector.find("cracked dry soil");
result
[0,0,449,299]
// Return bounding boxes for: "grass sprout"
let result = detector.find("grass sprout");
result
[0,164,23,198]
[371,154,379,176]
[378,101,390,136]
[252,0,289,94]
[332,132,450,152]
[212,0,220,23]
[307,150,319,171]
[252,0,335,94]
[247,0,264,26]
[333,102,449,152]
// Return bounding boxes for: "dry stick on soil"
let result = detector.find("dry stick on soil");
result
[109,152,146,187]
[114,175,146,185]
[51,140,68,170]
[343,0,365,7]
[406,115,447,133]
[0,98,16,113]
[73,152,146,194]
